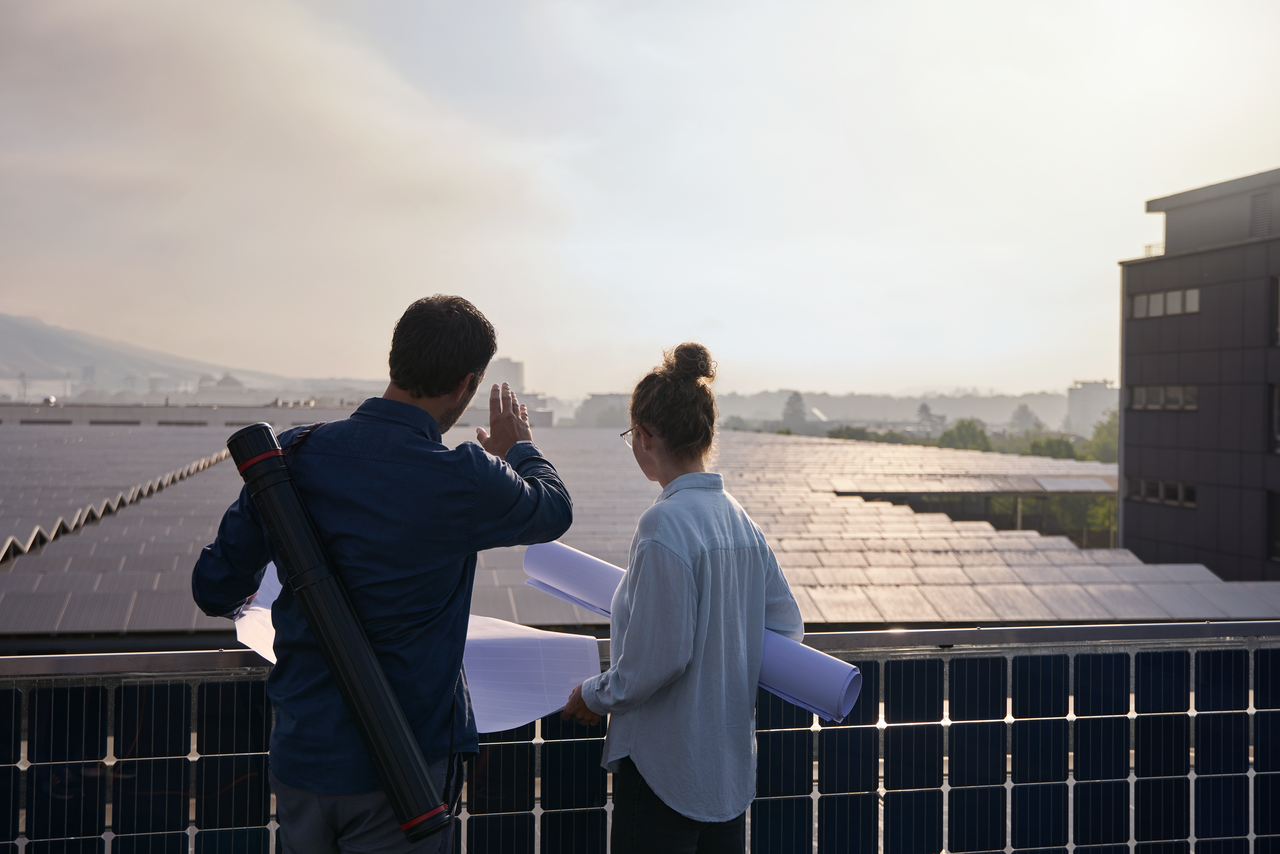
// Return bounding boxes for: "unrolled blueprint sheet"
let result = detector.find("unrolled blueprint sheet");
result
[233,563,602,733]
[523,541,862,722]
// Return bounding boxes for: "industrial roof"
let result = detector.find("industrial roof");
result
[1,425,1277,644]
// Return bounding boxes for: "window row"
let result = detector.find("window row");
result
[1129,288,1200,319]
[1128,479,1197,507]
[1129,386,1198,410]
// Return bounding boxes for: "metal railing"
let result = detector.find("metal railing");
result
[1144,243,1166,258]
[3,622,1279,853]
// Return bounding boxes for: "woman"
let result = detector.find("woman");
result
[562,343,803,854]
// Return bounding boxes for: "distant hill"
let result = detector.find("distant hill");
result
[0,313,290,392]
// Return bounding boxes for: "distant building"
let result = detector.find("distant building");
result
[573,394,629,428]
[1066,381,1118,436]
[485,358,524,394]
[1119,166,1280,579]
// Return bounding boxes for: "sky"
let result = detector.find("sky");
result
[2,1,1279,398]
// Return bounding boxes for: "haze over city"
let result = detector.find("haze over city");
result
[3,1,1279,398]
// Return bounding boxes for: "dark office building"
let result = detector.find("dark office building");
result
[1119,167,1280,579]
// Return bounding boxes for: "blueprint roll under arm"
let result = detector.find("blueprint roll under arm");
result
[227,423,451,842]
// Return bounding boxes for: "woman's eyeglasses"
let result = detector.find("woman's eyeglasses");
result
[620,427,636,448]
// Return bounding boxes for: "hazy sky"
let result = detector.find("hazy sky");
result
[3,1,1279,397]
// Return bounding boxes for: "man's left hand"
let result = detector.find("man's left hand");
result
[561,683,601,726]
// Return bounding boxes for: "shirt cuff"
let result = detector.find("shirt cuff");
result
[579,675,607,716]
[504,440,543,466]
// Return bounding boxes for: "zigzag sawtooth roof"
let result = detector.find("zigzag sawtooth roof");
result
[1,424,1277,638]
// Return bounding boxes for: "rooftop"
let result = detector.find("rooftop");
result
[1,424,1275,648]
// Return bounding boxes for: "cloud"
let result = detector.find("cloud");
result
[0,0,558,380]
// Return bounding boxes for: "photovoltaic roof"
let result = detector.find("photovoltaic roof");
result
[0,424,1276,643]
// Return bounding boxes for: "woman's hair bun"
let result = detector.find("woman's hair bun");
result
[664,342,716,383]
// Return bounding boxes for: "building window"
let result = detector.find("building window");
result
[1274,386,1280,451]
[1130,288,1199,319]
[1126,386,1198,410]
[1128,478,1197,508]
[1251,192,1273,239]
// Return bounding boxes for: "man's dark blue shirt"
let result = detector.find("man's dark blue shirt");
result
[192,397,573,794]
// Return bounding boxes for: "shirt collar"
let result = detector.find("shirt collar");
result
[659,471,723,501]
[352,397,443,442]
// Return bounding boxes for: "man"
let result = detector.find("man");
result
[192,295,572,853]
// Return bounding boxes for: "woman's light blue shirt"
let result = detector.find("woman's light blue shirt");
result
[579,472,803,822]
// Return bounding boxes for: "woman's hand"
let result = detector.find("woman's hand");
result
[561,683,601,726]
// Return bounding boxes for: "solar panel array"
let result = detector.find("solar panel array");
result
[2,425,1277,640]
[5,635,1280,852]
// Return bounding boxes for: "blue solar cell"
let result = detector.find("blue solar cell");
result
[195,682,270,756]
[757,730,814,798]
[466,743,535,815]
[1257,837,1280,854]
[112,757,189,834]
[818,727,878,794]
[948,786,1005,853]
[885,659,942,723]
[1135,651,1189,713]
[1073,717,1129,781]
[1073,780,1129,845]
[1076,846,1131,854]
[758,687,815,731]
[1256,774,1280,836]
[1134,844,1190,854]
[950,658,1007,721]
[1074,653,1129,717]
[192,755,269,829]
[884,789,942,854]
[1194,840,1249,854]
[540,712,606,742]
[1195,713,1247,775]
[818,793,878,854]
[1194,775,1247,839]
[1011,783,1068,849]
[1195,650,1247,711]
[1135,714,1189,778]
[750,797,811,854]
[948,721,1005,787]
[540,741,606,811]
[0,689,18,765]
[467,813,535,854]
[0,766,17,842]
[540,808,607,854]
[884,724,943,790]
[1259,710,1280,772]
[1012,719,1068,783]
[28,687,107,763]
[193,828,271,854]
[1258,649,1280,710]
[115,683,191,759]
[1012,655,1068,719]
[113,833,190,854]
[478,722,536,744]
[24,841,104,854]
[25,762,107,840]
[822,660,879,727]
[1134,777,1189,841]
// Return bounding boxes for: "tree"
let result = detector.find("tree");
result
[781,391,807,431]
[828,425,870,441]
[1025,437,1077,459]
[1009,404,1044,434]
[938,418,992,452]
[1077,408,1118,462]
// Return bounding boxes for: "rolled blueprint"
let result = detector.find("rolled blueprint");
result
[523,541,862,722]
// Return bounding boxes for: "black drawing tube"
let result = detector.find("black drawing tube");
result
[227,422,451,841]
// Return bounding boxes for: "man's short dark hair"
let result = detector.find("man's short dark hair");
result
[389,296,497,398]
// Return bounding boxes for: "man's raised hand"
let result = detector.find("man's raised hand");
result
[476,382,534,459]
